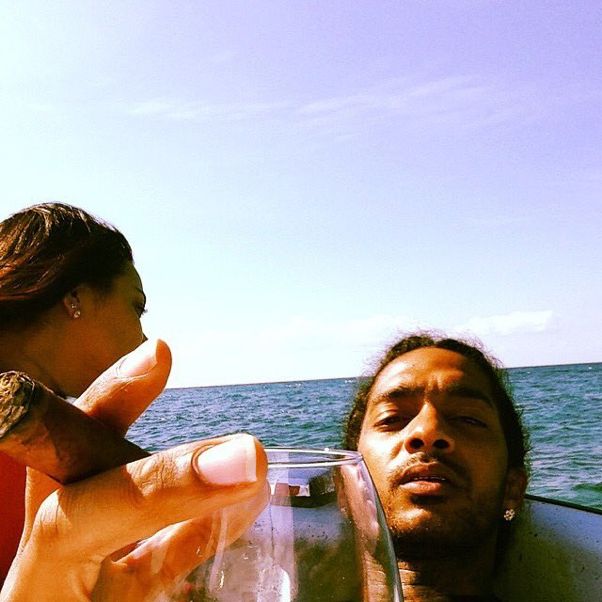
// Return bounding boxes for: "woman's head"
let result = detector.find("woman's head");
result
[0,203,133,329]
[0,203,146,396]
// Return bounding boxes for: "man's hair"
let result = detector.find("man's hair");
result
[0,202,133,329]
[343,331,530,472]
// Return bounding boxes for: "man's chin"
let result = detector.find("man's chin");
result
[389,506,453,537]
[388,495,459,524]
[390,520,479,560]
[386,505,499,560]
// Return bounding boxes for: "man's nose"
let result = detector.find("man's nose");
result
[403,404,455,454]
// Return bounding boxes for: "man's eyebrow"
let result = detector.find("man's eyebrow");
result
[370,385,422,404]
[446,384,495,408]
[369,384,495,408]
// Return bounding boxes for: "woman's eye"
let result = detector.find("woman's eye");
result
[136,305,147,317]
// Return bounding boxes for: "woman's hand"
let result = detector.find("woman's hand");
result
[1,341,269,601]
[4,434,268,601]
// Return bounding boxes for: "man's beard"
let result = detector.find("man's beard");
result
[384,454,506,561]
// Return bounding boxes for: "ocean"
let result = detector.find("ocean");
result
[129,362,602,511]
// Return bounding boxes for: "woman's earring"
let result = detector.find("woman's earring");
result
[71,304,81,319]
[503,508,516,522]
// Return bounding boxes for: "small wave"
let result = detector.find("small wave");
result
[573,482,602,492]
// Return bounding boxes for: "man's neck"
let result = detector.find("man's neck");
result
[397,551,496,602]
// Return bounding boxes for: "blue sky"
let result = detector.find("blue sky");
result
[1,1,600,386]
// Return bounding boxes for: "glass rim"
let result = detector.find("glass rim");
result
[264,447,362,468]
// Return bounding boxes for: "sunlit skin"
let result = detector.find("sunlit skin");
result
[0,262,147,398]
[60,262,147,396]
[358,348,526,600]
[0,261,147,583]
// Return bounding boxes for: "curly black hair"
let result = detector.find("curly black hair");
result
[343,331,530,472]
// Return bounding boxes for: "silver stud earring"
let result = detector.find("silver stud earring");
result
[503,508,516,522]
[71,304,81,319]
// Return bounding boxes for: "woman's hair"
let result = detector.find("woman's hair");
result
[0,202,133,329]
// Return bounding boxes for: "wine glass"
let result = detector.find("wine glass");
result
[179,448,402,601]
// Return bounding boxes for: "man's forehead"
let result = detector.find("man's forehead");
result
[369,347,494,402]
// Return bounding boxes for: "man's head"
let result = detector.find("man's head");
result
[343,332,529,561]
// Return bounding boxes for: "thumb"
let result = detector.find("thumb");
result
[76,338,172,435]
[22,340,170,544]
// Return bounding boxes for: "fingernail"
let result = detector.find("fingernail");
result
[117,340,157,377]
[194,434,258,486]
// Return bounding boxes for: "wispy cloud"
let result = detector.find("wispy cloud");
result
[128,98,291,121]
[454,310,554,337]
[295,75,540,134]
[124,74,545,133]
[298,76,482,117]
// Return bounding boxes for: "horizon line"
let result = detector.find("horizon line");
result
[166,359,602,390]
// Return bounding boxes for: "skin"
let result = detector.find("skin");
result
[60,261,147,396]
[0,261,147,584]
[0,261,146,398]
[358,347,526,601]
[1,340,269,601]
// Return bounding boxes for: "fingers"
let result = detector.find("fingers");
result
[33,435,267,562]
[93,486,270,601]
[76,339,172,436]
[5,436,268,601]
[21,340,168,543]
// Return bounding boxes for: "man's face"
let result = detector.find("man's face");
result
[358,347,525,558]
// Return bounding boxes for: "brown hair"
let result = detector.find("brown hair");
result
[0,203,133,329]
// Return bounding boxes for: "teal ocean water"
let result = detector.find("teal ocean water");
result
[129,362,602,511]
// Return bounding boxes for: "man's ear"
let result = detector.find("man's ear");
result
[503,467,528,511]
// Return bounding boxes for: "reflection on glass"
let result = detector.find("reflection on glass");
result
[176,448,402,601]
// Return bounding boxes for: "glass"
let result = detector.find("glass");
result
[179,448,403,601]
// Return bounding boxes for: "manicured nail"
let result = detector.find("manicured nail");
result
[194,434,258,486]
[117,340,157,377]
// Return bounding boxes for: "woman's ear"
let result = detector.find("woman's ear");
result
[503,467,528,512]
[62,289,82,320]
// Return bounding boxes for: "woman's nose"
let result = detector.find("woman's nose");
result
[403,405,455,454]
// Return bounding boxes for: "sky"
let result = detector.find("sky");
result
[1,1,600,387]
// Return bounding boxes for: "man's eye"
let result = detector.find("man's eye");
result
[456,416,487,427]
[376,415,409,428]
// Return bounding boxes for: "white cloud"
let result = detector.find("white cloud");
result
[454,310,554,337]
[124,74,543,132]
[295,75,540,133]
[127,98,290,122]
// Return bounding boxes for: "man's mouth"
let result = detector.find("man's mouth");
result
[397,463,460,495]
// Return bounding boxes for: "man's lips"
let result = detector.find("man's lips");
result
[396,463,462,495]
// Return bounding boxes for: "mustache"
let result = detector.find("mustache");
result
[389,452,469,488]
